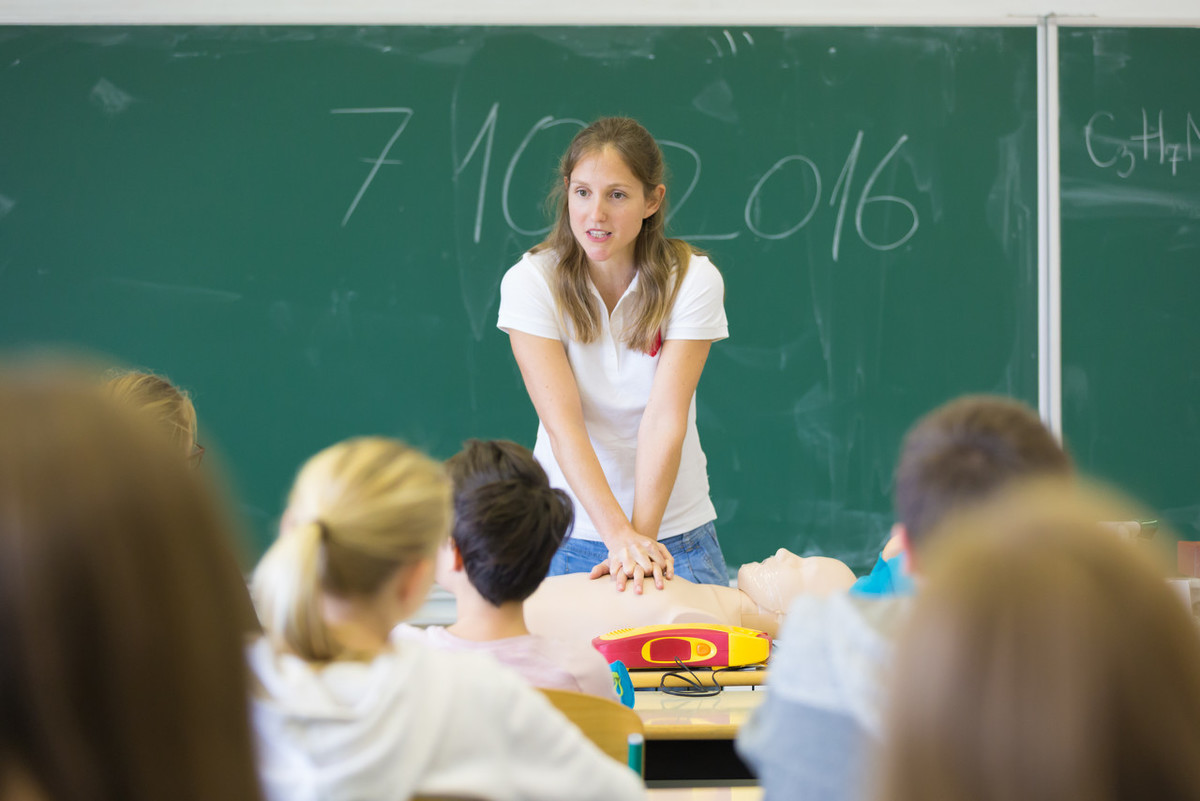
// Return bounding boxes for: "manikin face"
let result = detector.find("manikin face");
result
[566,146,663,271]
[738,549,858,611]
[737,548,812,614]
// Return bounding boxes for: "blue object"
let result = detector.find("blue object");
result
[610,660,635,708]
[849,554,915,597]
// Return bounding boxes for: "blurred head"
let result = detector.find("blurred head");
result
[103,370,200,462]
[252,437,451,662]
[443,439,573,606]
[878,480,1200,801]
[0,369,262,801]
[894,395,1071,556]
[737,548,857,614]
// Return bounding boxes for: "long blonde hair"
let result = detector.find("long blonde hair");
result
[878,480,1200,801]
[103,369,198,457]
[532,116,700,353]
[252,438,452,662]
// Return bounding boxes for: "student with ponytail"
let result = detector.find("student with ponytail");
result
[249,437,644,801]
[396,439,618,699]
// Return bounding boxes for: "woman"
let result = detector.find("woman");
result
[498,116,728,592]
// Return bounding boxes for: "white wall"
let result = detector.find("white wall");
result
[3,0,1199,25]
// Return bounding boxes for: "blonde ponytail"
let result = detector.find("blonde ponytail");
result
[252,438,451,662]
[252,519,341,661]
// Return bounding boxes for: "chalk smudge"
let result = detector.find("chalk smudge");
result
[90,78,137,116]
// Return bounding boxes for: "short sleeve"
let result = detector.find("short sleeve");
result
[663,254,729,342]
[497,253,563,341]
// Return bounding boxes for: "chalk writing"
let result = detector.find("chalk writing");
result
[1085,110,1200,178]
[453,102,498,244]
[337,106,920,257]
[502,115,585,236]
[748,132,918,260]
[331,107,414,227]
[661,139,740,241]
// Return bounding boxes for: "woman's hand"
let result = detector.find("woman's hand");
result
[590,527,674,593]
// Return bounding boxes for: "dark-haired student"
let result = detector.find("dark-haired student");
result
[396,439,618,699]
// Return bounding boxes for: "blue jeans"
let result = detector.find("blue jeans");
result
[547,520,729,586]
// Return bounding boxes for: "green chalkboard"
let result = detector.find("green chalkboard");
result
[0,26,1039,572]
[1059,27,1200,546]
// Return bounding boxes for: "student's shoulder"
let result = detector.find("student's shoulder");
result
[391,622,435,643]
[533,634,611,674]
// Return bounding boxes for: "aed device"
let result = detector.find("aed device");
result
[592,624,772,669]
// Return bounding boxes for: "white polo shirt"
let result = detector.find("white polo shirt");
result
[497,249,728,542]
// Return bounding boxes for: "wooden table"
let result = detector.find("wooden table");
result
[635,687,767,740]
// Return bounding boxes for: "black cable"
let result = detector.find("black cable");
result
[658,658,723,697]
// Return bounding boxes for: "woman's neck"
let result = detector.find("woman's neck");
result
[589,261,636,316]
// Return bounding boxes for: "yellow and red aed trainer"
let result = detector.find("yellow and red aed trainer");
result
[592,624,772,669]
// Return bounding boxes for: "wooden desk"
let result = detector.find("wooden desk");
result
[635,688,767,740]
[629,667,768,690]
[648,788,763,800]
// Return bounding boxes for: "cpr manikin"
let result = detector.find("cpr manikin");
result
[524,549,856,648]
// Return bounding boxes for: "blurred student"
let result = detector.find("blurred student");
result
[249,437,644,801]
[737,395,1072,801]
[104,366,259,633]
[103,369,203,465]
[877,480,1200,801]
[395,439,618,699]
[0,369,263,801]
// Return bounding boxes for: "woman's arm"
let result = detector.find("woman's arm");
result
[508,330,671,592]
[629,338,712,543]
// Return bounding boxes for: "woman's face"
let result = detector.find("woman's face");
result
[566,146,663,271]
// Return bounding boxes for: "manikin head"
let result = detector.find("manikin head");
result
[737,548,857,616]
